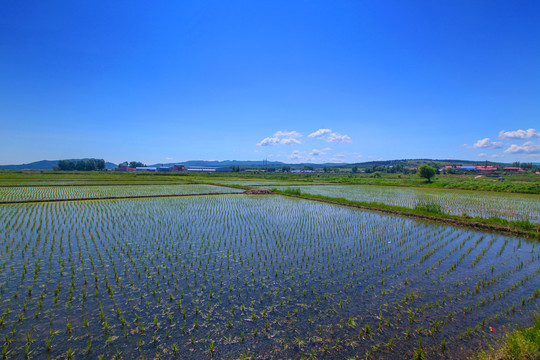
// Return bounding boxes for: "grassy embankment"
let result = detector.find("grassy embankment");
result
[474,312,540,360]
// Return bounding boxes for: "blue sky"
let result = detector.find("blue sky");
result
[1,1,539,165]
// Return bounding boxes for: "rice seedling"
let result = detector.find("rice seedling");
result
[0,194,536,359]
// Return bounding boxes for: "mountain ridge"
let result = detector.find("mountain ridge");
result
[0,158,519,170]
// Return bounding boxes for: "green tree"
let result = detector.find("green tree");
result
[418,164,437,183]
[96,159,106,170]
[129,161,146,168]
[351,166,358,173]
[282,166,291,172]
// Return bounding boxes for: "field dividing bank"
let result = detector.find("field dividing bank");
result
[0,195,538,360]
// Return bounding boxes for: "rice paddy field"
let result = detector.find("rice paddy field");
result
[0,193,538,359]
[0,184,242,202]
[197,179,314,187]
[265,185,540,223]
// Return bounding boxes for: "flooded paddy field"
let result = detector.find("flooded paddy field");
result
[266,185,540,223]
[196,179,317,187]
[0,184,242,202]
[0,195,538,359]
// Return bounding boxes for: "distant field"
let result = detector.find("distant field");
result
[1,171,538,194]
[0,184,242,202]
[0,172,192,186]
[196,179,317,186]
[266,185,540,223]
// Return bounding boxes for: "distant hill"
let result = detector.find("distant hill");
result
[0,159,117,170]
[155,160,285,167]
[342,159,511,169]
[0,158,516,171]
[150,160,343,168]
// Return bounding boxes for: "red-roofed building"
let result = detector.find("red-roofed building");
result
[172,165,186,171]
[475,165,498,171]
[116,162,136,172]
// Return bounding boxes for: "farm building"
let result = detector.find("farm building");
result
[116,162,136,172]
[503,167,524,172]
[135,167,157,172]
[187,166,232,172]
[475,165,498,171]
[456,166,476,171]
[171,164,186,171]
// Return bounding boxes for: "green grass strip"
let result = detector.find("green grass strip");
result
[475,311,540,360]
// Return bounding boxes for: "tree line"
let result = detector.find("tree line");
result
[54,159,106,171]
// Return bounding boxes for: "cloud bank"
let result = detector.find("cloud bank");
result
[257,130,302,146]
[308,129,352,143]
[470,138,503,149]
[499,128,539,140]
[504,141,540,154]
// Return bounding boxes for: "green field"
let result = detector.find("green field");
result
[2,171,538,194]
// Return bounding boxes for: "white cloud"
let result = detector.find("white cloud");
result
[165,157,173,160]
[329,154,347,163]
[257,137,281,146]
[309,148,328,156]
[503,141,540,154]
[477,153,503,158]
[308,129,332,138]
[308,128,352,143]
[275,130,302,138]
[280,138,301,145]
[289,150,306,161]
[499,128,539,140]
[473,138,503,149]
[464,138,503,149]
[257,130,303,146]
[327,132,352,143]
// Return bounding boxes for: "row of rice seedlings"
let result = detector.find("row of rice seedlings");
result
[0,195,537,359]
[268,185,540,222]
[0,184,243,202]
